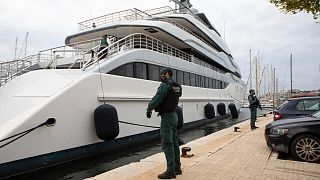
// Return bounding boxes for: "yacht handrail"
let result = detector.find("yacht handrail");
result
[0,59,32,87]
[78,6,210,31]
[82,33,225,75]
[78,9,145,31]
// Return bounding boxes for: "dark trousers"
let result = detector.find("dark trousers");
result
[250,107,257,127]
[160,112,181,172]
[98,46,108,59]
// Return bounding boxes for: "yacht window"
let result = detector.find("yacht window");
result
[216,80,220,89]
[148,64,160,81]
[177,70,184,85]
[183,72,190,86]
[134,62,147,79]
[205,77,209,88]
[109,63,133,77]
[219,81,223,89]
[171,69,177,82]
[208,78,213,88]
[190,73,196,86]
[195,75,200,87]
[200,76,205,88]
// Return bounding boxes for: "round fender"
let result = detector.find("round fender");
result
[217,103,226,116]
[228,103,239,118]
[94,104,119,141]
[176,106,184,129]
[204,103,215,119]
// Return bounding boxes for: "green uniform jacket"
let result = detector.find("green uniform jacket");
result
[248,95,257,108]
[147,79,170,112]
[100,37,108,47]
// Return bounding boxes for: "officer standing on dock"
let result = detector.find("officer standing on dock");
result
[146,67,182,179]
[248,89,261,130]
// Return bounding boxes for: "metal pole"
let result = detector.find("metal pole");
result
[14,37,18,60]
[290,54,293,97]
[249,50,252,90]
[273,68,276,109]
[255,56,258,97]
[24,32,29,58]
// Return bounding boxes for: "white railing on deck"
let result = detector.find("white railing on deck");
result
[78,6,210,31]
[78,9,145,31]
[82,33,225,75]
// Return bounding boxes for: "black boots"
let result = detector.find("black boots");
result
[175,168,182,175]
[251,126,259,130]
[158,171,176,179]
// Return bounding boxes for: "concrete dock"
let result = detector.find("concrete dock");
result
[87,115,320,180]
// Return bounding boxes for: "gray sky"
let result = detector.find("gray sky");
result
[0,0,319,91]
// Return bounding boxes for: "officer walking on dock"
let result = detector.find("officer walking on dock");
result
[248,89,261,130]
[146,67,182,179]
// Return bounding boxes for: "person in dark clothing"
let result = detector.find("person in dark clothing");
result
[98,35,109,59]
[146,67,182,179]
[248,89,262,130]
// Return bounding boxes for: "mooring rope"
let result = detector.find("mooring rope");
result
[0,119,55,148]
[118,120,159,129]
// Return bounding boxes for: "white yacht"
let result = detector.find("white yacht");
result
[0,0,244,177]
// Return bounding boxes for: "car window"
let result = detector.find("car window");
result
[295,99,320,111]
[304,100,320,111]
[277,101,289,110]
[295,101,305,110]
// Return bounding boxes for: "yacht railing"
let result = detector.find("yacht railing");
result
[0,59,31,86]
[78,6,210,31]
[78,9,145,31]
[82,33,225,75]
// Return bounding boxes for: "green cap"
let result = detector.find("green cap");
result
[160,67,173,76]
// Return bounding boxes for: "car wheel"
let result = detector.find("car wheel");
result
[291,135,320,162]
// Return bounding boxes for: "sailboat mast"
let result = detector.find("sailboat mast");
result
[24,32,29,58]
[290,54,293,96]
[14,37,18,60]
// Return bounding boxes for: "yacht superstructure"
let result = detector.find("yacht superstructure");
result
[0,0,244,177]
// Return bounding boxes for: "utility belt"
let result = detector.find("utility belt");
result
[157,111,175,116]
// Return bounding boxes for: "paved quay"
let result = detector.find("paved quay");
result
[87,114,320,180]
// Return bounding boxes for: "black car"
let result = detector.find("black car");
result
[274,96,320,120]
[265,110,320,162]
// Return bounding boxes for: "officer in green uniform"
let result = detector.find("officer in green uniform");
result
[98,35,109,59]
[248,89,262,130]
[146,67,182,179]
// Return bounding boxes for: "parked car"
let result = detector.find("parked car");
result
[265,110,320,163]
[274,96,320,120]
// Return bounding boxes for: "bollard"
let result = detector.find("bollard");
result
[181,147,193,158]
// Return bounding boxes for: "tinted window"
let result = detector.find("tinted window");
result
[190,73,196,86]
[134,62,147,79]
[200,76,205,87]
[212,79,216,89]
[195,75,200,87]
[148,64,159,81]
[205,77,209,88]
[177,70,184,85]
[304,100,320,111]
[183,72,190,86]
[277,100,289,110]
[171,69,177,82]
[109,63,133,77]
[208,78,213,88]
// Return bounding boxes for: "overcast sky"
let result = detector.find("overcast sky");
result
[0,0,319,91]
